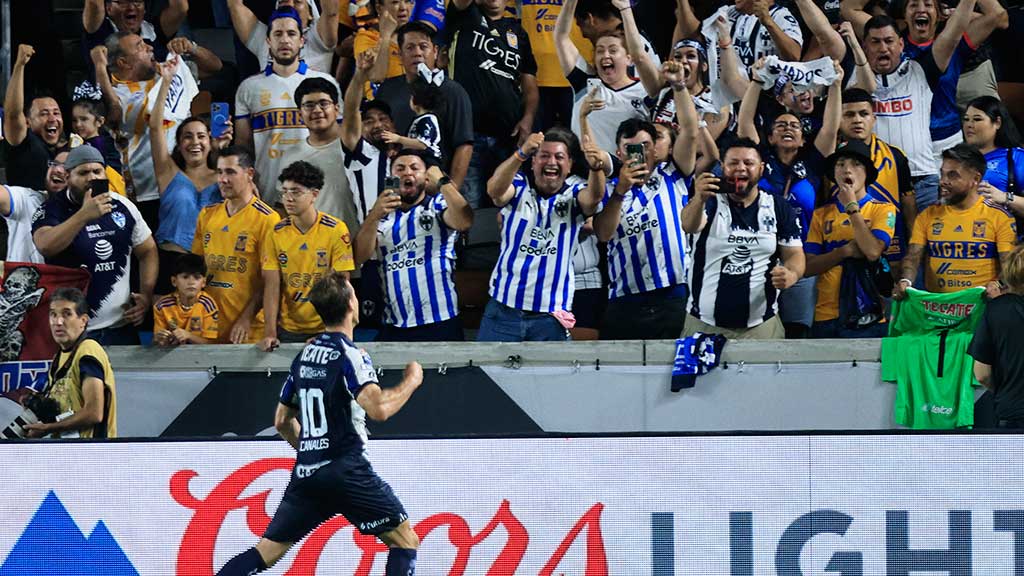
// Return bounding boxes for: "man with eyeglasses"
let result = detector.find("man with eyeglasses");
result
[235,7,340,208]
[82,0,186,66]
[260,161,355,351]
[0,151,70,264]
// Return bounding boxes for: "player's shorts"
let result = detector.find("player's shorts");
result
[263,455,408,543]
[412,0,446,33]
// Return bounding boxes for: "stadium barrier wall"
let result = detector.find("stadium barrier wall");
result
[0,434,1021,575]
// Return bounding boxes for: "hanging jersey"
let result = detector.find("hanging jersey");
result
[235,62,339,204]
[279,332,379,470]
[408,113,443,162]
[881,287,986,429]
[909,198,1016,292]
[567,58,649,153]
[605,161,690,299]
[573,234,603,290]
[491,174,591,313]
[2,186,46,263]
[983,147,1024,194]
[688,190,803,329]
[851,55,941,176]
[192,196,281,342]
[344,138,391,226]
[723,6,804,69]
[903,36,973,141]
[263,212,356,334]
[111,75,180,202]
[377,194,460,328]
[153,290,220,341]
[805,195,896,322]
[32,191,151,331]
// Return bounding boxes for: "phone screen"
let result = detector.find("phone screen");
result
[384,176,400,192]
[625,143,645,166]
[91,179,109,196]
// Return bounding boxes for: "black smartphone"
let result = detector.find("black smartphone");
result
[625,143,645,167]
[383,176,400,195]
[91,179,109,196]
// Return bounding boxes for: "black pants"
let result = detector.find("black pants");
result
[600,285,689,341]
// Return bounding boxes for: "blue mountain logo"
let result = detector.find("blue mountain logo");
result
[0,491,139,575]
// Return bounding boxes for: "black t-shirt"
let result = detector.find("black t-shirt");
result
[445,3,537,140]
[968,294,1024,421]
[374,76,475,171]
[0,131,53,190]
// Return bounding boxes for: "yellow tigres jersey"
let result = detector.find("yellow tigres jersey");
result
[262,212,355,333]
[910,198,1017,292]
[152,290,220,341]
[805,196,897,322]
[520,2,594,88]
[193,197,281,342]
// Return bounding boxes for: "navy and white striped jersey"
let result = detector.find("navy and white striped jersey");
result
[490,173,591,313]
[278,332,379,473]
[605,161,690,299]
[376,193,459,328]
[687,191,803,329]
[344,138,392,225]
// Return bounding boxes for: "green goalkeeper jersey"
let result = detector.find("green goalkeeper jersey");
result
[881,287,987,429]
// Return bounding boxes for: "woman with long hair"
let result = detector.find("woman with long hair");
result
[962,95,1024,218]
[149,59,232,295]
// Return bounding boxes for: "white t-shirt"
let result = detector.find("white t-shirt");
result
[112,76,181,203]
[297,137,358,240]
[235,63,340,205]
[245,19,334,74]
[2,186,45,264]
[716,5,803,69]
[567,58,649,154]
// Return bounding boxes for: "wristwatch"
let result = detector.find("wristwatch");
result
[845,200,860,214]
[437,175,452,188]
[1007,189,1015,206]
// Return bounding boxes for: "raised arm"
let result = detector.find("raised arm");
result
[90,47,123,131]
[160,0,189,39]
[579,135,608,216]
[149,59,179,193]
[226,0,260,48]
[674,0,701,43]
[840,22,876,93]
[715,15,750,99]
[368,12,397,84]
[3,45,33,146]
[82,0,105,33]
[965,0,1009,47]
[554,0,581,77]
[795,0,845,61]
[814,60,844,157]
[668,61,699,175]
[317,0,341,50]
[736,61,764,144]
[167,36,223,78]
[488,132,542,208]
[751,0,801,62]
[342,51,374,150]
[614,0,661,97]
[839,0,872,39]
[932,0,978,73]
[356,361,423,422]
[428,166,474,232]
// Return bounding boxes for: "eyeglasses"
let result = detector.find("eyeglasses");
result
[773,121,802,130]
[300,99,335,112]
[47,161,66,170]
[280,187,312,198]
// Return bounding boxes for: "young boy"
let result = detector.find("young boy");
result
[153,254,219,346]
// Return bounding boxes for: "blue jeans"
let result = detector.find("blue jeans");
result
[462,134,514,210]
[477,300,569,342]
[913,174,940,212]
[379,316,465,342]
[811,319,889,338]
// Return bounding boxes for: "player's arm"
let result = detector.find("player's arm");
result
[368,15,397,84]
[357,361,424,421]
[674,0,701,42]
[234,116,253,156]
[736,67,764,145]
[777,244,806,285]
[670,62,699,176]
[160,0,189,39]
[274,403,301,449]
[355,191,400,266]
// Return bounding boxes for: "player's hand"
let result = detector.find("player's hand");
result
[404,361,423,388]
[369,189,402,220]
[611,0,631,11]
[156,55,179,83]
[579,86,606,120]
[770,265,798,290]
[15,45,34,69]
[123,292,150,326]
[79,187,114,221]
[230,315,252,344]
[694,172,720,201]
[841,240,865,259]
[259,335,280,352]
[892,278,911,300]
[714,14,731,42]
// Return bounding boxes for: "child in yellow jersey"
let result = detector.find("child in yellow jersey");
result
[153,254,220,346]
[260,161,356,351]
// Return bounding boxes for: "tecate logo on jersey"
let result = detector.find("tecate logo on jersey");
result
[300,345,341,364]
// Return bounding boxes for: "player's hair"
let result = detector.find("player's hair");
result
[51,287,90,317]
[941,143,987,177]
[842,88,874,107]
[309,272,354,326]
[172,253,208,278]
[218,145,254,169]
[278,160,325,190]
[863,15,900,37]
[171,116,216,171]
[397,21,436,49]
[72,98,107,120]
[721,137,763,161]
[409,78,445,113]
[294,77,339,107]
[1003,245,1024,292]
[965,96,1022,149]
[615,118,658,147]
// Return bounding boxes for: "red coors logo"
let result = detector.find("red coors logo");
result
[170,458,610,575]
[873,99,913,114]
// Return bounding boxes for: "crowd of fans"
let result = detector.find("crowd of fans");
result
[1,0,1022,346]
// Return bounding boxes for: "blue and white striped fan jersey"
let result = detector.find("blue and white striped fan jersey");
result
[605,161,690,299]
[376,193,459,328]
[490,174,591,313]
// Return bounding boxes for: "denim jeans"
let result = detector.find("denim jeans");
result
[477,300,569,342]
[913,174,940,212]
[462,134,514,209]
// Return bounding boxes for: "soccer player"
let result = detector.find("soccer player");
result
[215,272,423,576]
[261,161,355,351]
[152,254,219,346]
[895,143,1017,299]
[354,150,473,341]
[193,147,281,343]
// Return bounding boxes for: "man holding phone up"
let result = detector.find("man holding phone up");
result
[31,146,158,345]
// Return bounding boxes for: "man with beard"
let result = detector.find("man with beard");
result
[31,146,158,346]
[228,0,340,74]
[681,138,805,339]
[235,7,340,207]
[82,0,187,65]
[895,143,1016,299]
[0,149,69,264]
[2,46,66,190]
[354,150,473,341]
[477,128,605,342]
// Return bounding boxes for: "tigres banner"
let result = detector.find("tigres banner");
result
[0,262,90,392]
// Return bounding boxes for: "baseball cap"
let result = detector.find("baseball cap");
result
[64,145,106,172]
